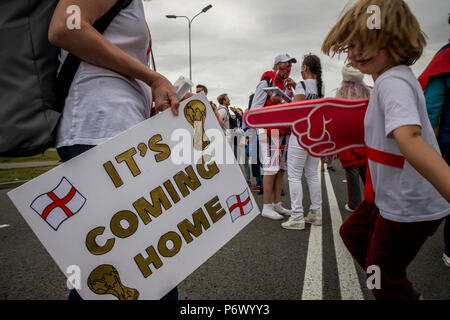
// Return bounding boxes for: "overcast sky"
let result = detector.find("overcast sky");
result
[143,0,450,109]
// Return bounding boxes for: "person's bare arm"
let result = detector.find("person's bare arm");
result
[393,125,450,202]
[294,94,306,102]
[214,108,223,126]
[48,0,179,114]
[270,95,283,105]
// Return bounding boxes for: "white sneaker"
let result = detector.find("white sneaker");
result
[261,207,284,220]
[305,210,322,226]
[273,202,292,216]
[443,253,450,267]
[281,216,305,230]
[344,204,354,213]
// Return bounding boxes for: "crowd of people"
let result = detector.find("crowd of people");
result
[183,2,450,301]
[48,0,449,300]
[196,55,372,230]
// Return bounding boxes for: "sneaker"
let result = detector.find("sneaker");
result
[305,210,322,226]
[443,253,450,267]
[327,166,336,172]
[344,204,354,213]
[258,187,264,195]
[281,216,305,230]
[273,202,291,216]
[250,185,262,192]
[261,207,284,221]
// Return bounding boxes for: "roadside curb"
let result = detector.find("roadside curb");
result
[0,161,60,169]
[0,180,27,191]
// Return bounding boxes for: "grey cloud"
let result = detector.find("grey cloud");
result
[145,0,449,108]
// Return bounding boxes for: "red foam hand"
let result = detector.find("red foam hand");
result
[244,98,369,157]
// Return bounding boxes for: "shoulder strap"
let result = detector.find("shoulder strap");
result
[263,77,273,87]
[55,0,133,111]
[217,106,230,119]
[300,81,306,91]
[93,0,133,33]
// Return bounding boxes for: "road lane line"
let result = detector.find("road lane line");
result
[324,169,364,300]
[302,164,322,300]
[0,224,11,229]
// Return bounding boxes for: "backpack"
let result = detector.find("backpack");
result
[228,111,239,130]
[0,0,132,157]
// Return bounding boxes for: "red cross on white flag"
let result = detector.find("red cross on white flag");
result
[30,177,86,231]
[226,188,253,223]
[267,133,287,168]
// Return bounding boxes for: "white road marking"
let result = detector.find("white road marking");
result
[302,164,323,300]
[324,169,364,300]
[0,224,11,229]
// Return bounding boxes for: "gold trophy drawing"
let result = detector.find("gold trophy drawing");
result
[87,264,139,300]
[184,100,211,151]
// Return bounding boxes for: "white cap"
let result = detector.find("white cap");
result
[342,65,364,82]
[274,53,297,65]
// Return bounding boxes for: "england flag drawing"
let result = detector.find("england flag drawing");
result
[30,177,86,231]
[226,188,253,223]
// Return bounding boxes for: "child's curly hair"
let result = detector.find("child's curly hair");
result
[321,0,426,66]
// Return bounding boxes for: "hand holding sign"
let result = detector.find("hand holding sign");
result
[244,98,369,157]
[8,93,260,300]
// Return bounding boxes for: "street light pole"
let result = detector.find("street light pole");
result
[166,5,212,83]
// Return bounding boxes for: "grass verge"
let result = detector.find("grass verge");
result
[0,150,60,164]
[0,166,57,183]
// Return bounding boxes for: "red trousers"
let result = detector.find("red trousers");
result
[340,200,443,300]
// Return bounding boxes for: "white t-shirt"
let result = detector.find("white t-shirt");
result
[290,79,325,148]
[250,76,293,135]
[365,65,450,223]
[294,79,325,100]
[250,80,269,111]
[55,0,152,147]
[217,105,230,130]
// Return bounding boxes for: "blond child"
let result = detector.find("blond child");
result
[322,0,450,300]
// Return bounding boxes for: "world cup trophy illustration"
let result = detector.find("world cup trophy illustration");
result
[87,264,139,300]
[184,100,211,151]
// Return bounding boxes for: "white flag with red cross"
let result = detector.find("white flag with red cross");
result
[226,188,253,223]
[30,177,86,231]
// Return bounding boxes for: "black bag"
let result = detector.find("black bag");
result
[0,0,131,157]
[229,113,239,130]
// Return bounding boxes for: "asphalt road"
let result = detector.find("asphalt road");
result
[1,162,449,300]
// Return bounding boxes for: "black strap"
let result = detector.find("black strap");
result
[300,81,306,91]
[262,77,272,106]
[93,0,132,33]
[263,77,273,87]
[55,0,133,111]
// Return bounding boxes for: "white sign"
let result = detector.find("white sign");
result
[8,94,259,300]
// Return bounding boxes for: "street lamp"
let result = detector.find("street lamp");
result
[166,5,213,82]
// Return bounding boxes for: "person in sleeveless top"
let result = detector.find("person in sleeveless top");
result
[49,0,179,300]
